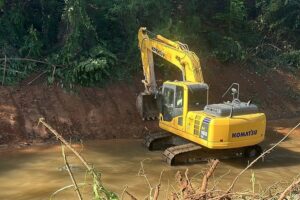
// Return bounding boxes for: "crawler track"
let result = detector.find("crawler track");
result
[163,143,203,165]
[144,132,263,166]
[144,131,173,150]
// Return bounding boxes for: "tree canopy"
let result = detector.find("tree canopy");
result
[0,0,299,86]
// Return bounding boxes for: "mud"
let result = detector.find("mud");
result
[0,83,158,145]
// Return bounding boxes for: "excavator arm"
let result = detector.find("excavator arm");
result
[137,27,204,120]
[138,27,204,94]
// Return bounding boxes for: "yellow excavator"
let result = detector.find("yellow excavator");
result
[137,27,266,165]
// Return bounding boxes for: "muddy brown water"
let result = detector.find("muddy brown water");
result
[0,137,300,200]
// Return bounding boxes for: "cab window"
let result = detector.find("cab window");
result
[188,86,207,111]
[163,87,174,107]
[175,86,184,108]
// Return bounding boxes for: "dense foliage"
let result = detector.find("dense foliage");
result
[0,0,299,85]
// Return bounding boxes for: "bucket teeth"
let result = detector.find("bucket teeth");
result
[136,93,159,121]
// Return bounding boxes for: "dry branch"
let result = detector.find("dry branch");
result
[153,170,164,200]
[175,169,201,199]
[27,70,47,85]
[153,184,160,200]
[278,176,300,200]
[178,160,220,200]
[0,67,25,74]
[175,171,189,193]
[124,190,138,200]
[50,183,87,200]
[199,159,220,194]
[0,57,65,67]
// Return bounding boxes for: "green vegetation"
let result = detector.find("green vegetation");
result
[0,0,299,86]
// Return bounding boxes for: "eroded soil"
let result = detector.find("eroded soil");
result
[0,60,299,146]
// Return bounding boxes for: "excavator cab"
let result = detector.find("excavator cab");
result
[159,82,209,131]
[161,84,182,122]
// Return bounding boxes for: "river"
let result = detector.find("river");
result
[0,134,300,199]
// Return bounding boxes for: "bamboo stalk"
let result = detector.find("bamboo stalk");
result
[2,55,7,85]
[62,146,83,200]
[27,71,47,85]
[38,118,118,199]
[38,118,93,172]
[52,65,56,81]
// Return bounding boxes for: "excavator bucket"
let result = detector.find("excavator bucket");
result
[136,93,159,120]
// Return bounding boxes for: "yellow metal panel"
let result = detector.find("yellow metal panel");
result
[160,110,266,149]
[138,27,204,84]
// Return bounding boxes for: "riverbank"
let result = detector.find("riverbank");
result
[0,116,299,153]
[0,61,299,147]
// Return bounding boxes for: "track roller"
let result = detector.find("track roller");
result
[244,145,262,158]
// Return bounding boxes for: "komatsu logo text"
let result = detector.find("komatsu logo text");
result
[152,47,165,57]
[232,130,257,138]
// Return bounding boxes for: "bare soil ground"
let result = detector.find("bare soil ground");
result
[0,60,299,147]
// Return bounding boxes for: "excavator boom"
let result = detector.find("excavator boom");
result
[137,27,204,119]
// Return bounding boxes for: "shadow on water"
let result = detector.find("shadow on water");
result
[84,132,300,170]
[222,145,300,169]
[220,122,300,169]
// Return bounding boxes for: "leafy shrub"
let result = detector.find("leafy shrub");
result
[19,26,43,58]
[209,33,245,62]
[279,50,300,69]
[67,46,117,85]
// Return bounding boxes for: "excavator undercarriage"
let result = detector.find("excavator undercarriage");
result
[144,132,263,166]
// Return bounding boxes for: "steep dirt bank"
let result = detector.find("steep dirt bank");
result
[0,83,158,145]
[0,60,299,146]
